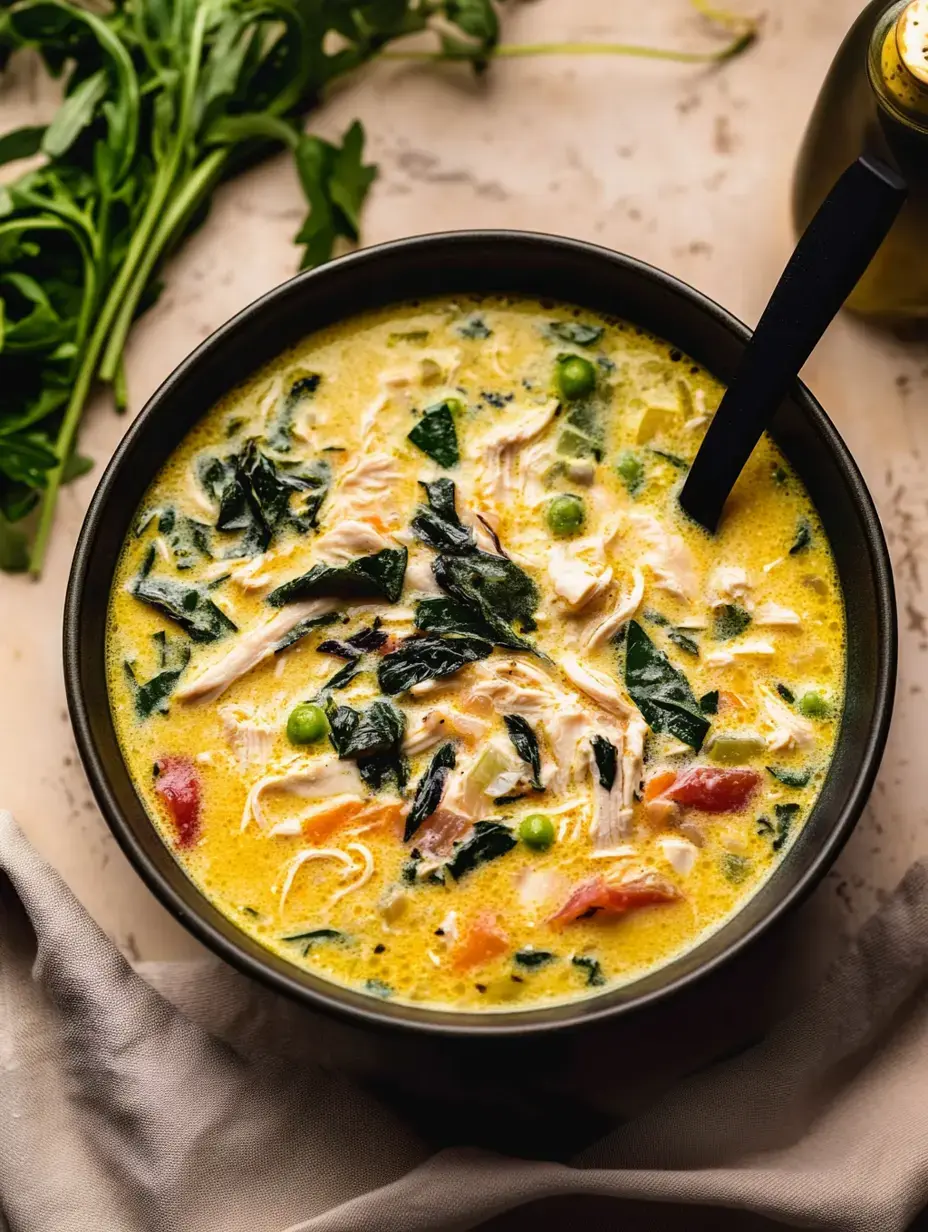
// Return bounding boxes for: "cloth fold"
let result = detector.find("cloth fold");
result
[2,807,927,1232]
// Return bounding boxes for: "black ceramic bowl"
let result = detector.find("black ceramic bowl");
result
[65,231,896,1049]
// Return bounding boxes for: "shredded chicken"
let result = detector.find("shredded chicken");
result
[582,566,645,649]
[659,835,698,875]
[586,733,632,852]
[329,842,375,904]
[477,399,558,506]
[242,759,365,831]
[548,540,613,610]
[330,453,404,521]
[467,658,566,718]
[402,707,491,756]
[177,598,341,704]
[314,519,395,563]
[561,653,634,721]
[218,704,275,771]
[622,714,648,808]
[754,601,801,628]
[403,553,443,595]
[761,687,816,752]
[626,511,697,602]
[709,565,753,610]
[705,640,776,667]
[542,709,593,793]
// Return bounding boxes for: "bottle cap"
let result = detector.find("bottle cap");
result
[897,0,928,85]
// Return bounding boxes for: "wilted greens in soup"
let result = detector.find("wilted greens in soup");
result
[107,296,845,1011]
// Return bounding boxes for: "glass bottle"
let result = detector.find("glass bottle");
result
[793,0,928,322]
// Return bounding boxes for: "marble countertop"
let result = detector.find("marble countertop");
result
[2,0,924,969]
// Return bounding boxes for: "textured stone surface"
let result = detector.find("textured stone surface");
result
[1,0,922,967]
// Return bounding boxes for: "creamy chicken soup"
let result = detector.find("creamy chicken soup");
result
[107,296,845,1011]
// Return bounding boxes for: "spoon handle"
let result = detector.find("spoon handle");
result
[679,154,907,532]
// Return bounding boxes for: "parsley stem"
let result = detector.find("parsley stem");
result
[28,6,212,576]
[99,150,228,383]
[384,30,755,64]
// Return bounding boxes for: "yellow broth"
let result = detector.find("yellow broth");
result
[106,296,845,1011]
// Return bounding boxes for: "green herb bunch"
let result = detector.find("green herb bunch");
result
[0,0,755,576]
[0,0,502,574]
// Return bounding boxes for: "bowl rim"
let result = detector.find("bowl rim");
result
[64,228,897,1038]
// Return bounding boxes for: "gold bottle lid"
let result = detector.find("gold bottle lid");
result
[880,0,928,119]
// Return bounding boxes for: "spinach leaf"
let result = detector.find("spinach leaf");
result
[789,519,812,555]
[318,619,388,659]
[124,632,190,719]
[571,955,606,986]
[378,634,493,695]
[590,735,617,791]
[268,547,408,606]
[547,321,604,347]
[265,373,321,453]
[326,698,406,761]
[359,751,409,795]
[699,690,720,714]
[772,802,800,851]
[776,683,795,704]
[132,574,237,643]
[624,620,709,751]
[668,628,699,656]
[720,854,751,885]
[649,448,689,470]
[411,478,476,555]
[200,443,330,556]
[433,550,539,651]
[156,507,212,570]
[766,765,811,788]
[514,949,556,968]
[414,597,497,640]
[282,927,347,957]
[458,316,491,339]
[317,660,362,693]
[446,820,517,880]
[404,742,456,842]
[503,715,543,790]
[713,604,752,641]
[408,401,460,468]
[273,612,340,654]
[364,979,394,999]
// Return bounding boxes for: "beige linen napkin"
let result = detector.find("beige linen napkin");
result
[2,806,928,1232]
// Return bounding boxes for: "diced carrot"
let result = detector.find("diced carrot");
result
[453,913,509,970]
[297,797,404,841]
[644,770,677,802]
[302,798,368,842]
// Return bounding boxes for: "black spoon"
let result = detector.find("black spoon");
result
[679,153,908,533]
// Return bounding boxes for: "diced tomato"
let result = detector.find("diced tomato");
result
[153,756,201,848]
[719,691,747,711]
[664,766,759,813]
[549,875,681,927]
[644,770,678,802]
[453,913,509,970]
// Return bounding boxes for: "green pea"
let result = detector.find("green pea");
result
[287,702,329,745]
[708,734,766,765]
[545,493,585,538]
[616,450,645,496]
[798,690,830,718]
[520,813,555,850]
[555,354,596,400]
